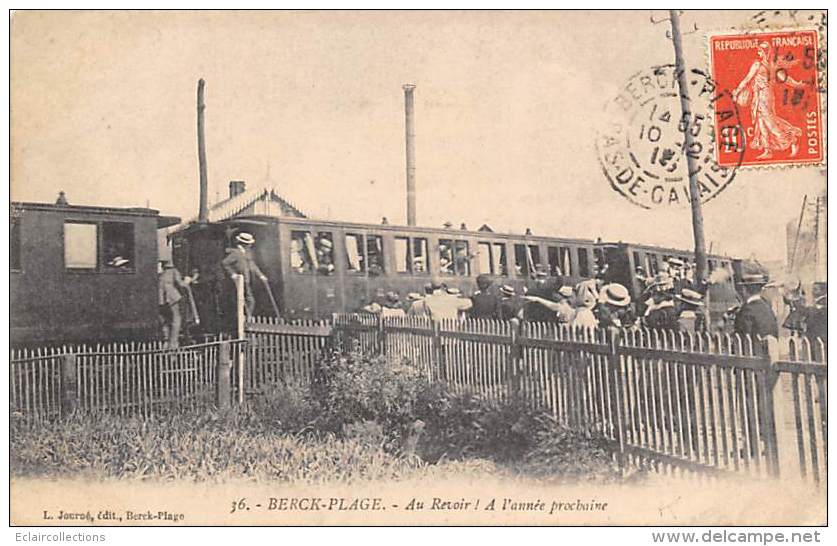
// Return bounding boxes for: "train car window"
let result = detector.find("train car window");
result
[345,233,365,273]
[315,232,335,275]
[395,237,410,273]
[454,240,471,276]
[439,238,454,275]
[547,246,560,276]
[514,244,540,277]
[577,247,590,278]
[366,234,384,276]
[102,222,135,271]
[632,251,641,272]
[708,259,716,272]
[478,242,492,274]
[10,217,21,271]
[593,248,604,275]
[412,237,428,273]
[493,243,507,275]
[559,246,573,276]
[649,254,659,275]
[290,230,314,273]
[64,222,98,270]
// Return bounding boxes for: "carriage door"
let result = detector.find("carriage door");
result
[602,244,632,293]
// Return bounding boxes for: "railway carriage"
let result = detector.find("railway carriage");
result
[172,215,742,332]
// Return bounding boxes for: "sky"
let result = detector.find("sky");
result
[10,10,826,262]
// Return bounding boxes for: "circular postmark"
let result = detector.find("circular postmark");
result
[596,64,744,209]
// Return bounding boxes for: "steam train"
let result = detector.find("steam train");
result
[170,213,743,336]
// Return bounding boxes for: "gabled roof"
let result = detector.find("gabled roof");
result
[175,186,306,230]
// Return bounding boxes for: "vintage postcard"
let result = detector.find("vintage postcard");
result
[8,9,828,528]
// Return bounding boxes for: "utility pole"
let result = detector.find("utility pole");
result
[669,10,708,282]
[197,78,209,223]
[403,84,417,226]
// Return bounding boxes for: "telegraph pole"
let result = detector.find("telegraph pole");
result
[669,10,708,282]
[197,78,209,223]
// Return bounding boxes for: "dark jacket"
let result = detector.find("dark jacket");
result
[645,301,678,331]
[470,291,499,319]
[734,296,778,338]
[222,246,266,286]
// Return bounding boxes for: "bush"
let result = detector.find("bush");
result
[516,423,626,483]
[311,350,434,451]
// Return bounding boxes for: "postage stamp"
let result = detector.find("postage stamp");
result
[709,29,823,168]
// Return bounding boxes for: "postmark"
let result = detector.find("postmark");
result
[596,64,743,210]
[709,29,823,168]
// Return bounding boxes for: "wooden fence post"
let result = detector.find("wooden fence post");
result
[60,354,78,416]
[763,336,792,479]
[432,321,443,383]
[216,341,232,411]
[234,275,245,405]
[378,314,387,355]
[608,335,627,470]
[509,326,520,400]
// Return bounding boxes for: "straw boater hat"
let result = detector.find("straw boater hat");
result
[652,271,674,291]
[446,287,462,295]
[236,232,255,245]
[109,256,130,267]
[739,273,769,286]
[600,283,631,307]
[676,288,704,307]
[407,292,422,302]
[499,285,515,297]
[667,257,685,268]
[319,238,333,249]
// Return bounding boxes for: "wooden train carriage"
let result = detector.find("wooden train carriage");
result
[10,201,180,345]
[172,215,602,324]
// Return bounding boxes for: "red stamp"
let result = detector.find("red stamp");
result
[710,29,823,167]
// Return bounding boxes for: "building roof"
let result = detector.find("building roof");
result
[175,186,307,229]
[11,201,181,228]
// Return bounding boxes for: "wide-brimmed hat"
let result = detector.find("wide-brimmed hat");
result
[499,284,515,297]
[652,271,674,291]
[319,238,333,249]
[407,292,422,301]
[676,288,704,307]
[446,287,462,295]
[236,232,255,245]
[667,257,685,268]
[600,283,631,307]
[109,256,130,267]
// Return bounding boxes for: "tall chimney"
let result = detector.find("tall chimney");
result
[229,180,246,198]
[403,84,417,226]
[197,79,209,223]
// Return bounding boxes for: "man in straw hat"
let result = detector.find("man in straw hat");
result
[734,271,778,338]
[522,285,576,325]
[222,231,268,317]
[675,288,705,335]
[596,283,633,331]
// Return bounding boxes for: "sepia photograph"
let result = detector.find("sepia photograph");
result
[7,8,828,528]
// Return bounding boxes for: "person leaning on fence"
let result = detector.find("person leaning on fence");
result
[469,274,499,319]
[424,280,473,321]
[158,259,193,348]
[523,271,559,324]
[734,273,779,338]
[222,232,268,317]
[381,291,407,319]
[595,283,633,333]
[643,272,678,331]
[497,284,524,322]
[675,288,705,335]
[522,284,576,325]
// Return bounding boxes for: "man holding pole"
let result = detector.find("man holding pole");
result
[222,232,270,317]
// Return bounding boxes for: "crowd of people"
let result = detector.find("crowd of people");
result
[157,231,826,346]
[358,257,796,341]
